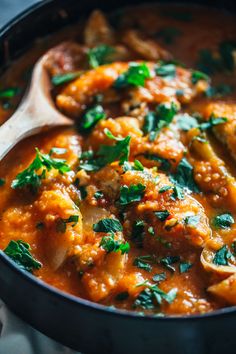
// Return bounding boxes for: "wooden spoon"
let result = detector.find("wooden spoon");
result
[0,54,73,161]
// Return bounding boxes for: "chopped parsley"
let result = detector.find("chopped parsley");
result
[160,255,180,272]
[213,245,233,266]
[170,158,199,193]
[132,220,145,247]
[100,234,130,254]
[0,87,20,98]
[114,62,151,88]
[79,130,130,171]
[79,186,87,200]
[133,255,154,272]
[93,218,123,233]
[11,148,70,191]
[56,215,79,233]
[142,154,171,172]
[179,262,192,273]
[212,213,234,230]
[154,210,170,221]
[119,183,146,206]
[171,185,184,200]
[4,240,41,272]
[94,191,104,200]
[134,283,177,309]
[199,115,227,131]
[87,44,115,68]
[155,63,176,79]
[159,185,172,193]
[143,102,178,141]
[152,272,166,282]
[51,72,81,86]
[80,105,106,132]
[123,160,144,172]
[191,70,210,84]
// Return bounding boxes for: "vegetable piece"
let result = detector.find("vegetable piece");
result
[179,262,192,273]
[87,44,115,68]
[4,240,41,272]
[100,234,130,254]
[213,245,233,266]
[56,215,79,233]
[51,72,81,86]
[11,148,70,191]
[133,255,154,272]
[93,218,123,233]
[213,213,234,229]
[119,183,146,206]
[191,70,209,84]
[80,105,106,131]
[154,210,170,221]
[114,62,151,88]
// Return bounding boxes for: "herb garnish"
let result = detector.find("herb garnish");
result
[119,183,146,206]
[56,215,79,233]
[212,213,234,229]
[191,70,209,84]
[87,45,115,68]
[114,62,151,88]
[213,245,233,266]
[80,105,106,131]
[51,72,81,86]
[94,191,104,200]
[133,255,154,272]
[11,148,70,191]
[142,154,171,172]
[179,262,192,273]
[152,272,166,282]
[93,218,123,233]
[0,87,21,98]
[160,256,180,272]
[170,158,199,193]
[155,63,176,79]
[134,283,177,309]
[79,130,130,171]
[132,220,145,247]
[100,234,130,254]
[154,210,170,221]
[0,178,5,186]
[4,240,41,272]
[184,215,200,228]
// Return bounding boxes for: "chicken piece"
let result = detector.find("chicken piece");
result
[56,61,208,117]
[34,189,82,270]
[208,273,236,305]
[87,117,184,170]
[122,29,172,61]
[44,42,86,76]
[121,168,211,248]
[203,101,236,161]
[84,10,115,46]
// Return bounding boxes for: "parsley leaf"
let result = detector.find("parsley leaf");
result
[152,272,166,282]
[199,115,227,131]
[56,215,79,233]
[4,240,41,272]
[100,234,130,254]
[213,245,233,266]
[191,70,210,84]
[80,105,106,131]
[134,283,177,309]
[133,255,154,272]
[114,62,151,88]
[155,63,176,79]
[119,183,146,206]
[212,213,234,229]
[0,87,21,98]
[179,262,192,273]
[170,158,199,193]
[94,191,104,200]
[88,45,115,68]
[0,178,5,186]
[79,132,130,171]
[11,148,70,191]
[154,210,170,221]
[93,218,123,233]
[142,154,171,172]
[132,220,145,247]
[160,256,180,272]
[51,72,81,86]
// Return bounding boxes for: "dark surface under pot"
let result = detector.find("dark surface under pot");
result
[0,1,236,353]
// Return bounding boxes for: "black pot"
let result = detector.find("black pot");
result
[0,1,236,353]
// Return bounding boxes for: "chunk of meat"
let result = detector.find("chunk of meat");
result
[208,273,236,305]
[44,42,86,76]
[34,189,82,270]
[121,169,211,248]
[122,29,172,61]
[84,10,115,46]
